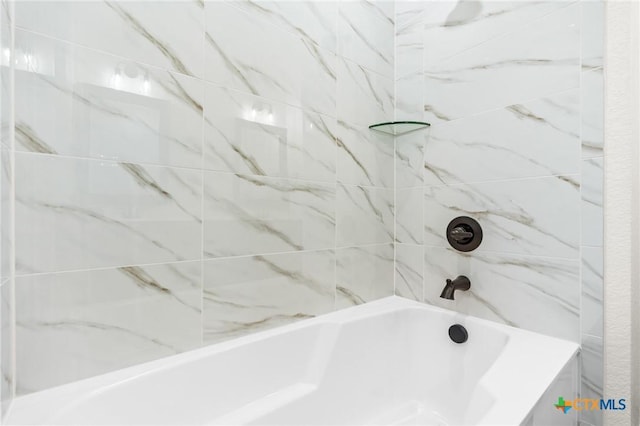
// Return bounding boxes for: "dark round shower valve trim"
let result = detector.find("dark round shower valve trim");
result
[448,324,468,344]
[446,216,483,252]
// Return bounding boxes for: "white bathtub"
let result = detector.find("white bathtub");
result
[5,297,578,426]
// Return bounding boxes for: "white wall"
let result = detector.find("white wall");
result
[603,1,640,425]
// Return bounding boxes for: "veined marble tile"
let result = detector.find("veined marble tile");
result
[423,176,580,259]
[581,0,604,72]
[423,1,572,67]
[14,29,204,169]
[581,68,604,158]
[423,247,580,342]
[15,153,202,275]
[580,335,603,425]
[395,2,425,80]
[396,131,425,189]
[205,2,336,117]
[338,0,394,78]
[335,244,394,309]
[425,90,580,184]
[203,84,336,183]
[581,158,603,247]
[395,73,424,122]
[203,250,335,345]
[582,246,603,338]
[336,120,394,188]
[396,187,423,245]
[1,146,11,281]
[1,279,12,413]
[395,244,423,302]
[336,184,394,247]
[16,261,202,394]
[228,1,337,53]
[203,172,335,258]
[337,58,393,128]
[15,1,204,78]
[424,3,580,124]
[0,11,10,147]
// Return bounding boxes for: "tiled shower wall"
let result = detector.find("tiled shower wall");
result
[393,1,603,425]
[7,0,395,395]
[0,0,13,416]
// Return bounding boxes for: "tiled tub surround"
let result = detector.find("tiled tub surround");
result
[10,0,396,395]
[4,1,604,422]
[1,0,14,416]
[393,1,603,425]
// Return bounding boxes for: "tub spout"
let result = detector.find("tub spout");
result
[440,276,471,300]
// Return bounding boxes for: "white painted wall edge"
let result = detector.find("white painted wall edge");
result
[603,0,640,425]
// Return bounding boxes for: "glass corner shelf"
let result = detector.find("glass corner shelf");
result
[368,121,431,136]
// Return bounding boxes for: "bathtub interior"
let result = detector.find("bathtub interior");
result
[5,298,576,426]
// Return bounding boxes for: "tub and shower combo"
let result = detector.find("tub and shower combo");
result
[6,297,578,425]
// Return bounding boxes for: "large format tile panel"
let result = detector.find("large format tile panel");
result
[338,0,394,78]
[423,176,580,259]
[203,250,335,344]
[423,1,571,66]
[15,153,202,275]
[423,247,580,342]
[204,2,336,117]
[203,83,336,183]
[203,172,335,258]
[14,29,204,168]
[228,1,338,53]
[425,90,580,184]
[16,261,202,394]
[15,1,204,77]
[336,183,393,247]
[335,243,394,309]
[423,3,580,124]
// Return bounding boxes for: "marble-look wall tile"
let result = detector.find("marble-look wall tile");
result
[423,1,571,67]
[15,1,204,78]
[203,83,336,183]
[581,68,604,158]
[336,184,393,247]
[396,187,423,245]
[581,158,603,247]
[1,146,10,281]
[203,172,335,258]
[203,250,334,344]
[582,247,603,339]
[337,58,393,127]
[15,153,202,275]
[394,244,423,302]
[425,90,580,184]
[335,244,393,309]
[395,131,425,189]
[228,1,338,53]
[395,74,424,122]
[205,2,336,117]
[423,176,580,259]
[423,247,580,342]
[338,0,394,78]
[423,4,580,124]
[395,2,424,80]
[15,261,202,394]
[580,335,603,425]
[1,279,12,415]
[14,30,204,169]
[336,120,393,188]
[581,1,604,72]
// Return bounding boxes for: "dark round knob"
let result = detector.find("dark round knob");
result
[448,324,468,344]
[446,216,483,252]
